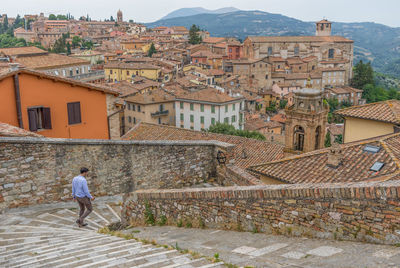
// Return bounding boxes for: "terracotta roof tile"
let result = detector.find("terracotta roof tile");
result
[248,133,400,184]
[176,87,242,103]
[335,100,400,124]
[122,122,284,169]
[15,53,89,69]
[0,122,43,137]
[247,36,353,43]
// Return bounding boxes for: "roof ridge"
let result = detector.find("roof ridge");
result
[379,139,400,170]
[384,100,400,124]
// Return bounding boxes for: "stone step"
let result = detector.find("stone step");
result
[37,212,98,230]
[61,209,105,228]
[53,245,161,268]
[17,241,145,268]
[99,249,178,268]
[131,253,191,268]
[0,233,80,246]
[160,257,212,268]
[0,235,115,265]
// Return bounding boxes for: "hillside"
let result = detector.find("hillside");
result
[147,10,400,78]
[161,7,240,20]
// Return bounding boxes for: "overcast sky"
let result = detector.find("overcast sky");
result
[2,0,400,27]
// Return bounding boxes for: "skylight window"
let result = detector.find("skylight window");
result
[363,145,381,153]
[370,162,384,172]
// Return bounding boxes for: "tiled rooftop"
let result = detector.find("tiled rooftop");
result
[248,133,400,184]
[122,122,284,169]
[335,100,400,124]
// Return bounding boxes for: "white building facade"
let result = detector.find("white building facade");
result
[175,98,245,131]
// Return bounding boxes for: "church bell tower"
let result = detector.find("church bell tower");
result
[284,80,329,153]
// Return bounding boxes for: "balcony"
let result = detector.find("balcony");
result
[151,110,169,117]
[70,70,105,82]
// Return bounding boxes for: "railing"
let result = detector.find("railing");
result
[70,70,105,82]
[151,110,169,117]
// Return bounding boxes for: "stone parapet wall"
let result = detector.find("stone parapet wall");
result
[217,164,263,186]
[0,137,233,211]
[122,180,400,245]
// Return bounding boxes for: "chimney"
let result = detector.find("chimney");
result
[327,143,343,168]
[241,149,248,159]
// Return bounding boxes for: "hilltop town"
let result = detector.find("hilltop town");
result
[1,9,400,268]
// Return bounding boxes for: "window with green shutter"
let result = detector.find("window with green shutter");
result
[190,115,194,122]
[225,105,228,113]
[180,102,184,109]
[211,105,215,113]
[233,104,236,111]
[200,116,204,124]
[211,118,215,125]
[200,104,204,112]
[232,115,236,122]
[180,113,184,121]
[224,117,229,123]
[190,103,194,111]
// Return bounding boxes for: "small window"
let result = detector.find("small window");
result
[200,116,204,124]
[180,113,184,121]
[158,118,161,124]
[225,105,228,113]
[200,104,204,112]
[128,116,132,123]
[231,115,236,122]
[211,105,216,114]
[265,74,268,79]
[370,162,384,172]
[67,102,81,125]
[180,102,184,109]
[159,104,164,111]
[190,103,194,111]
[138,105,141,112]
[211,118,216,125]
[328,48,334,59]
[364,145,380,153]
[268,46,272,55]
[28,107,52,131]
[190,115,194,123]
[294,46,299,56]
[224,117,229,123]
[232,104,236,111]
[132,104,136,111]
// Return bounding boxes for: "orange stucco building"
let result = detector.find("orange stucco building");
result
[0,69,118,139]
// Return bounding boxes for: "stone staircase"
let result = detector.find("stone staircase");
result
[0,197,224,268]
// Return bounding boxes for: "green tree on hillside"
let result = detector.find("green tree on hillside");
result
[148,43,156,57]
[72,36,82,48]
[351,60,374,89]
[48,14,57,20]
[0,33,26,48]
[189,24,202,45]
[208,123,266,141]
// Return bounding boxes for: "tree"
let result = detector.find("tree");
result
[279,99,288,109]
[72,36,81,48]
[48,14,57,20]
[0,33,26,48]
[148,43,156,57]
[56,14,68,20]
[266,101,277,113]
[208,123,266,141]
[324,132,331,148]
[66,42,71,55]
[189,24,202,45]
[351,60,374,89]
[110,16,115,22]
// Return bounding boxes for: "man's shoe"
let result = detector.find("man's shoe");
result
[81,223,88,227]
[76,219,80,224]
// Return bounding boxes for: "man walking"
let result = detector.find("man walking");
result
[72,167,95,227]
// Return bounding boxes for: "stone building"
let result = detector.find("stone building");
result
[284,84,328,153]
[117,10,123,23]
[243,20,354,87]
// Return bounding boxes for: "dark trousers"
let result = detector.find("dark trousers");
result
[76,197,93,224]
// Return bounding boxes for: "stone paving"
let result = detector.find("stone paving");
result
[126,226,400,268]
[0,196,223,268]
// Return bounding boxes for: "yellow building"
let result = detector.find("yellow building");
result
[335,100,400,143]
[120,40,148,51]
[104,62,161,81]
[123,88,176,132]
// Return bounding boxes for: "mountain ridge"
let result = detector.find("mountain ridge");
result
[161,7,240,20]
[147,10,400,79]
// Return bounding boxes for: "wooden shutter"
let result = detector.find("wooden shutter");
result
[67,102,81,124]
[74,102,81,124]
[43,107,52,129]
[67,103,74,124]
[28,108,38,132]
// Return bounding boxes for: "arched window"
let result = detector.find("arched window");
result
[293,125,305,151]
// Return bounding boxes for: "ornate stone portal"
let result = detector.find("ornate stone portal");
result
[284,83,328,153]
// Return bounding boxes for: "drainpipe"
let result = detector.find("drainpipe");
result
[13,73,24,129]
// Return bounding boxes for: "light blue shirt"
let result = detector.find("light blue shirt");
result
[72,175,92,199]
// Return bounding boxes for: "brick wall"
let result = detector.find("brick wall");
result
[0,137,233,211]
[122,180,400,245]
